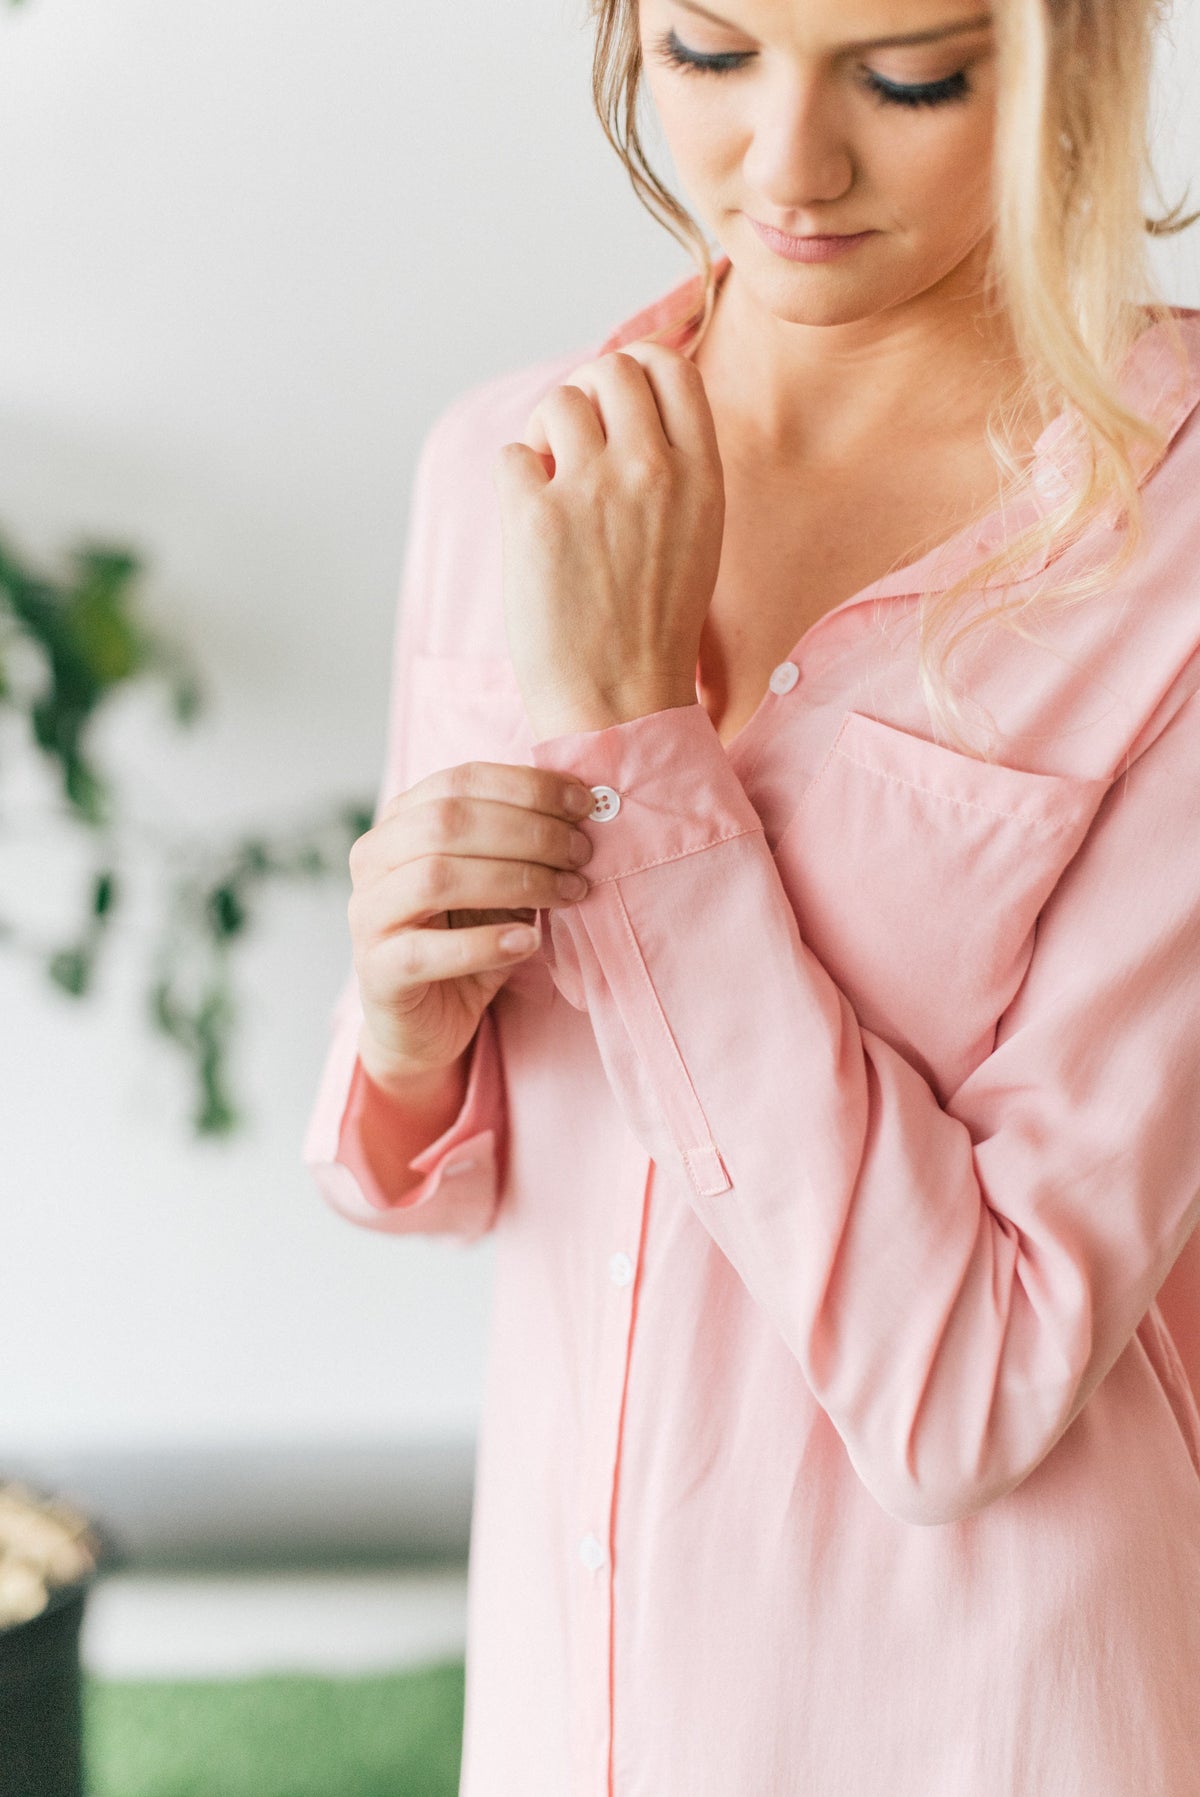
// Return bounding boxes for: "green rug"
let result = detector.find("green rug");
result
[82,1658,466,1797]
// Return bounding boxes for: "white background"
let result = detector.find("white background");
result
[0,0,1196,1460]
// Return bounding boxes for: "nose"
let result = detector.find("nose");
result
[742,69,854,213]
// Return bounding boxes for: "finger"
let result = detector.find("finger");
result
[370,913,545,987]
[377,760,593,828]
[393,790,589,881]
[355,848,588,937]
[529,354,669,466]
[606,339,720,463]
[521,367,613,455]
[518,402,556,461]
[590,351,678,456]
[519,381,607,480]
[367,765,594,876]
[491,437,552,503]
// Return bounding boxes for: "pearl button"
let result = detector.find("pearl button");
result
[588,784,621,822]
[1033,461,1071,505]
[443,1157,477,1177]
[578,1532,606,1570]
[608,1251,634,1287]
[768,660,799,695]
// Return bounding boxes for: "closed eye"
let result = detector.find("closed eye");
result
[649,29,973,108]
[651,28,753,75]
[862,68,970,106]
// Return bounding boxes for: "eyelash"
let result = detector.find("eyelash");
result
[649,28,972,108]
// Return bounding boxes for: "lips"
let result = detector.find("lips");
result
[746,215,877,261]
[750,220,867,240]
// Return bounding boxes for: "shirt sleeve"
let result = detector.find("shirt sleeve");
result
[528,688,1200,1525]
[301,962,506,1240]
[301,415,507,1242]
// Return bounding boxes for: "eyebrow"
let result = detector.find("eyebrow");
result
[668,1,994,50]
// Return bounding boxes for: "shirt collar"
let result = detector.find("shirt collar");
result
[595,253,1200,600]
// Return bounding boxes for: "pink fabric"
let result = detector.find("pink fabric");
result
[303,259,1200,1795]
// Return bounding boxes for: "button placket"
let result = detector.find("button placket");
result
[565,1152,653,1792]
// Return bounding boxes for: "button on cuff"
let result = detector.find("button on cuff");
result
[588,785,621,822]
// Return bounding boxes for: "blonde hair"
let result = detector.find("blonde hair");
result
[587,0,1199,756]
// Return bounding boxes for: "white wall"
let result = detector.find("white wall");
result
[0,0,1197,1464]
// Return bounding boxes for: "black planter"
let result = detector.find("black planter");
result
[0,1575,91,1797]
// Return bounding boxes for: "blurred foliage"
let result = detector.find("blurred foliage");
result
[0,539,203,823]
[0,527,372,1135]
[0,0,371,1136]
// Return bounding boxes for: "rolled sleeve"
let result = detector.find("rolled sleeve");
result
[302,967,505,1240]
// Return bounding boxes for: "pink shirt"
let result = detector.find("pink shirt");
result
[304,257,1200,1795]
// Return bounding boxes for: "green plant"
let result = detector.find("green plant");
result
[0,526,370,1135]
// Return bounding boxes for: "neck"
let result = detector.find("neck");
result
[692,235,1037,470]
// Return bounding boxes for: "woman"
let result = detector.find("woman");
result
[304,0,1200,1790]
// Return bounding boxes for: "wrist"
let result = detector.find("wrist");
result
[530,683,698,738]
[351,1027,475,1205]
[356,1025,470,1107]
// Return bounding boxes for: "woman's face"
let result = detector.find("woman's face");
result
[638,0,1000,326]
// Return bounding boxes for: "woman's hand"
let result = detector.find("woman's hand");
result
[349,760,597,1086]
[490,341,726,741]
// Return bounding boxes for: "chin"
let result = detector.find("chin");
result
[737,262,895,330]
[745,238,965,328]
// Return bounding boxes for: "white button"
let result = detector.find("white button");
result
[443,1157,477,1177]
[1033,461,1070,505]
[578,1532,606,1570]
[588,785,621,822]
[608,1252,634,1287]
[768,660,799,695]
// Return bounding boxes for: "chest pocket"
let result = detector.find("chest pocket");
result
[402,653,555,1006]
[772,708,1111,1103]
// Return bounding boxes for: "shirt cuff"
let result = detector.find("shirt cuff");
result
[302,972,504,1239]
[528,699,766,1201]
[527,700,763,878]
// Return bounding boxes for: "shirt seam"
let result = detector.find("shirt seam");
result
[583,821,763,885]
[608,881,729,1194]
[831,747,1090,835]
